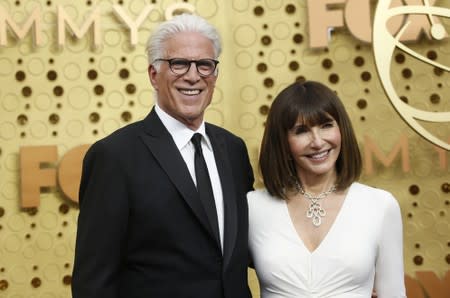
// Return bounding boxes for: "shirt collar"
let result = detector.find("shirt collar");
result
[155,104,212,151]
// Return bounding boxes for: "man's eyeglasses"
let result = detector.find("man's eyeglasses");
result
[153,58,219,77]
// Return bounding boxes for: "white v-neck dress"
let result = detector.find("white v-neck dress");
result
[248,183,406,298]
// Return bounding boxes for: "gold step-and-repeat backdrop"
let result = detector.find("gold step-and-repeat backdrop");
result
[0,0,449,297]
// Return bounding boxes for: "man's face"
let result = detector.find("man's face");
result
[149,32,218,130]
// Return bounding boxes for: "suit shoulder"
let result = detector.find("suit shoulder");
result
[88,120,144,155]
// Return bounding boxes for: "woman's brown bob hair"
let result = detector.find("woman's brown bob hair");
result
[259,80,362,199]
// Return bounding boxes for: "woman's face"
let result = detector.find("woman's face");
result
[287,114,341,179]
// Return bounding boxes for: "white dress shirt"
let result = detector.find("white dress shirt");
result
[155,104,224,250]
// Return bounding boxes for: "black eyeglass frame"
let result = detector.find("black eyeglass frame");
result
[153,58,219,77]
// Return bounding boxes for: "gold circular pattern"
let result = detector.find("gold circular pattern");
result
[34,93,52,111]
[2,93,20,111]
[131,55,148,73]
[17,114,28,126]
[240,85,258,104]
[354,56,364,67]
[10,265,28,284]
[104,29,122,47]
[47,70,57,81]
[36,232,54,251]
[285,4,296,14]
[263,77,274,88]
[272,22,291,40]
[99,56,118,74]
[289,61,299,71]
[259,105,269,115]
[126,84,136,94]
[22,86,32,97]
[441,183,450,193]
[328,73,339,84]
[413,255,423,265]
[68,87,90,110]
[257,62,267,73]
[121,111,132,122]
[254,6,264,16]
[268,50,286,67]
[426,50,437,60]
[0,58,14,76]
[119,68,130,79]
[322,58,333,69]
[87,69,98,80]
[15,71,26,82]
[293,33,303,44]
[94,85,105,96]
[234,24,257,47]
[357,99,367,109]
[89,112,100,123]
[102,118,121,135]
[429,93,440,104]
[40,212,58,231]
[62,275,72,285]
[4,234,23,253]
[261,35,272,46]
[48,113,59,125]
[402,68,413,79]
[409,184,420,195]
[31,277,41,288]
[0,279,9,291]
[54,243,68,257]
[53,86,64,97]
[239,113,257,130]
[63,63,81,80]
[361,71,371,82]
[65,120,84,138]
[27,58,45,76]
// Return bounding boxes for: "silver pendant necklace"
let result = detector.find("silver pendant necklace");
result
[295,180,337,227]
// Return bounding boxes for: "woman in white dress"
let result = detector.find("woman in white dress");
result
[248,81,406,298]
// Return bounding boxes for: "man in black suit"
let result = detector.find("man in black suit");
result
[71,13,254,298]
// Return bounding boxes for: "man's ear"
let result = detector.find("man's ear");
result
[148,65,158,90]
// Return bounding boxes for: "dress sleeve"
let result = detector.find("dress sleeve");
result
[374,193,406,298]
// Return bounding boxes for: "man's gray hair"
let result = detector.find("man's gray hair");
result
[146,14,222,70]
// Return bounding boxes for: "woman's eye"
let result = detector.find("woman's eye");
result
[294,127,308,134]
[322,122,334,128]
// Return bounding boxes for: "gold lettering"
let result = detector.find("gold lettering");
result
[58,144,90,204]
[363,134,410,175]
[112,5,156,46]
[19,146,58,208]
[0,6,42,46]
[307,0,345,48]
[57,5,101,48]
[415,271,450,298]
[433,137,450,169]
[405,274,425,298]
[344,0,372,43]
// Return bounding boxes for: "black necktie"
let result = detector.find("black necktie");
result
[191,133,220,244]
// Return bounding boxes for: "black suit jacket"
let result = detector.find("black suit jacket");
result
[72,108,255,298]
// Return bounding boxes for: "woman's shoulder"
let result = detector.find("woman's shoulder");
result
[351,182,400,209]
[247,188,283,209]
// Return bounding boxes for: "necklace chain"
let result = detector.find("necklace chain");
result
[295,180,337,227]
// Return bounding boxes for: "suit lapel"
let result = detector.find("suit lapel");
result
[207,125,238,269]
[139,109,219,245]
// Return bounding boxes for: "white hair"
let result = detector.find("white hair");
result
[146,14,222,70]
